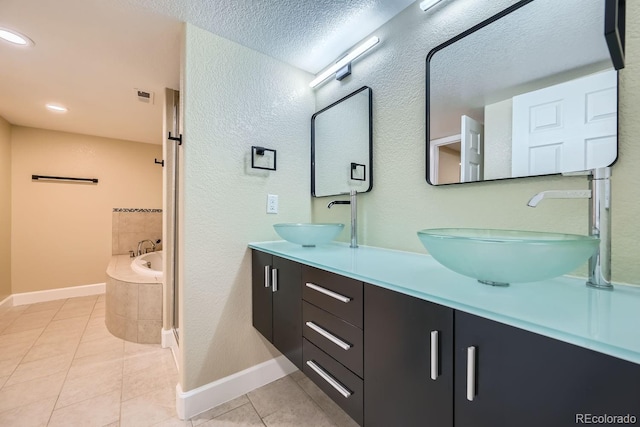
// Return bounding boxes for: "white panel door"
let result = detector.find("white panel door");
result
[460,115,484,182]
[512,70,617,177]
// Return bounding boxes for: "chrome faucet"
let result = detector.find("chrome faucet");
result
[527,167,612,290]
[328,189,358,248]
[136,239,157,256]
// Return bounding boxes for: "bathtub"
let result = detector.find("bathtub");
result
[105,251,163,344]
[131,251,163,278]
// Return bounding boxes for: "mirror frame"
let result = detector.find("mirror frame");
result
[425,0,625,186]
[311,86,373,197]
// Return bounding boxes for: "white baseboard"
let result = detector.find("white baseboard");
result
[11,282,106,306]
[176,355,298,420]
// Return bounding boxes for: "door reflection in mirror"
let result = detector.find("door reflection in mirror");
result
[427,0,621,185]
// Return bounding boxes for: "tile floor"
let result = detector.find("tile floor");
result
[0,295,358,427]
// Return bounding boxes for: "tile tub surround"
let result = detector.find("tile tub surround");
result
[249,241,640,366]
[112,209,162,255]
[105,255,162,344]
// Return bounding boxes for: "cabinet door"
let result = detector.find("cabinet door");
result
[364,284,454,427]
[455,311,640,427]
[272,256,302,369]
[252,250,273,342]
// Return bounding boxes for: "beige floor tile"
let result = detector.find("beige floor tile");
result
[43,315,90,334]
[1,309,57,334]
[152,417,193,426]
[56,362,123,409]
[75,334,124,359]
[247,375,309,418]
[120,387,176,427]
[124,341,163,356]
[48,389,121,427]
[0,397,56,427]
[34,327,84,349]
[22,299,65,314]
[288,369,305,383]
[0,375,8,389]
[0,357,21,377]
[4,354,73,387]
[122,362,175,402]
[81,317,112,342]
[261,397,336,427]
[90,307,106,319]
[0,334,39,362]
[0,372,65,413]
[0,327,42,348]
[67,356,123,381]
[190,395,250,426]
[97,294,106,302]
[123,347,171,376]
[200,403,264,427]
[53,305,95,321]
[297,377,358,427]
[22,338,79,363]
[69,347,125,374]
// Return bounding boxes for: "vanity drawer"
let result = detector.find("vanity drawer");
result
[302,266,363,329]
[303,338,363,426]
[303,301,363,378]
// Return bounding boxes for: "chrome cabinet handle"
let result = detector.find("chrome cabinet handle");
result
[467,346,476,401]
[306,360,352,398]
[305,282,351,303]
[430,330,439,380]
[271,268,278,293]
[264,265,270,288]
[305,321,352,350]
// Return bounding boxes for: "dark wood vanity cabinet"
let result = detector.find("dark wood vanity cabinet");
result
[251,251,302,369]
[251,250,640,427]
[364,284,454,427]
[301,265,365,425]
[455,311,640,427]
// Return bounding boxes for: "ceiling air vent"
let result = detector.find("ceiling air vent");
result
[134,88,154,104]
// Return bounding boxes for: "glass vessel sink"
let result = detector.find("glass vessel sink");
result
[417,228,599,286]
[274,223,344,247]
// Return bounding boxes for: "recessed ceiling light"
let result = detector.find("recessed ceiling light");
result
[0,27,34,47]
[46,104,68,113]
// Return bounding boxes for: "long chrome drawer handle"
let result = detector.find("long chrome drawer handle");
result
[306,360,352,398]
[467,346,476,401]
[271,269,278,293]
[264,265,270,288]
[305,282,351,303]
[305,321,352,350]
[430,330,439,380]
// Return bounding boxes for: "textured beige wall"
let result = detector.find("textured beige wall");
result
[11,127,162,293]
[180,23,314,391]
[312,0,640,286]
[0,116,11,302]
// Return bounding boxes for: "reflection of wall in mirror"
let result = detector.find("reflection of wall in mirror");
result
[314,92,370,197]
[484,98,512,180]
[438,146,461,184]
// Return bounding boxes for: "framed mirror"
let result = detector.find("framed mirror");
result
[426,0,625,185]
[312,86,373,197]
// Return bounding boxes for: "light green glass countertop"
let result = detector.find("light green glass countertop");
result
[249,241,640,365]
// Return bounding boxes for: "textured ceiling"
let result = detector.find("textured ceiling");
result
[0,0,415,144]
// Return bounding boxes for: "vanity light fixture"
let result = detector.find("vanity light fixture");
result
[45,104,68,113]
[309,36,380,88]
[419,0,442,12]
[0,27,34,46]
